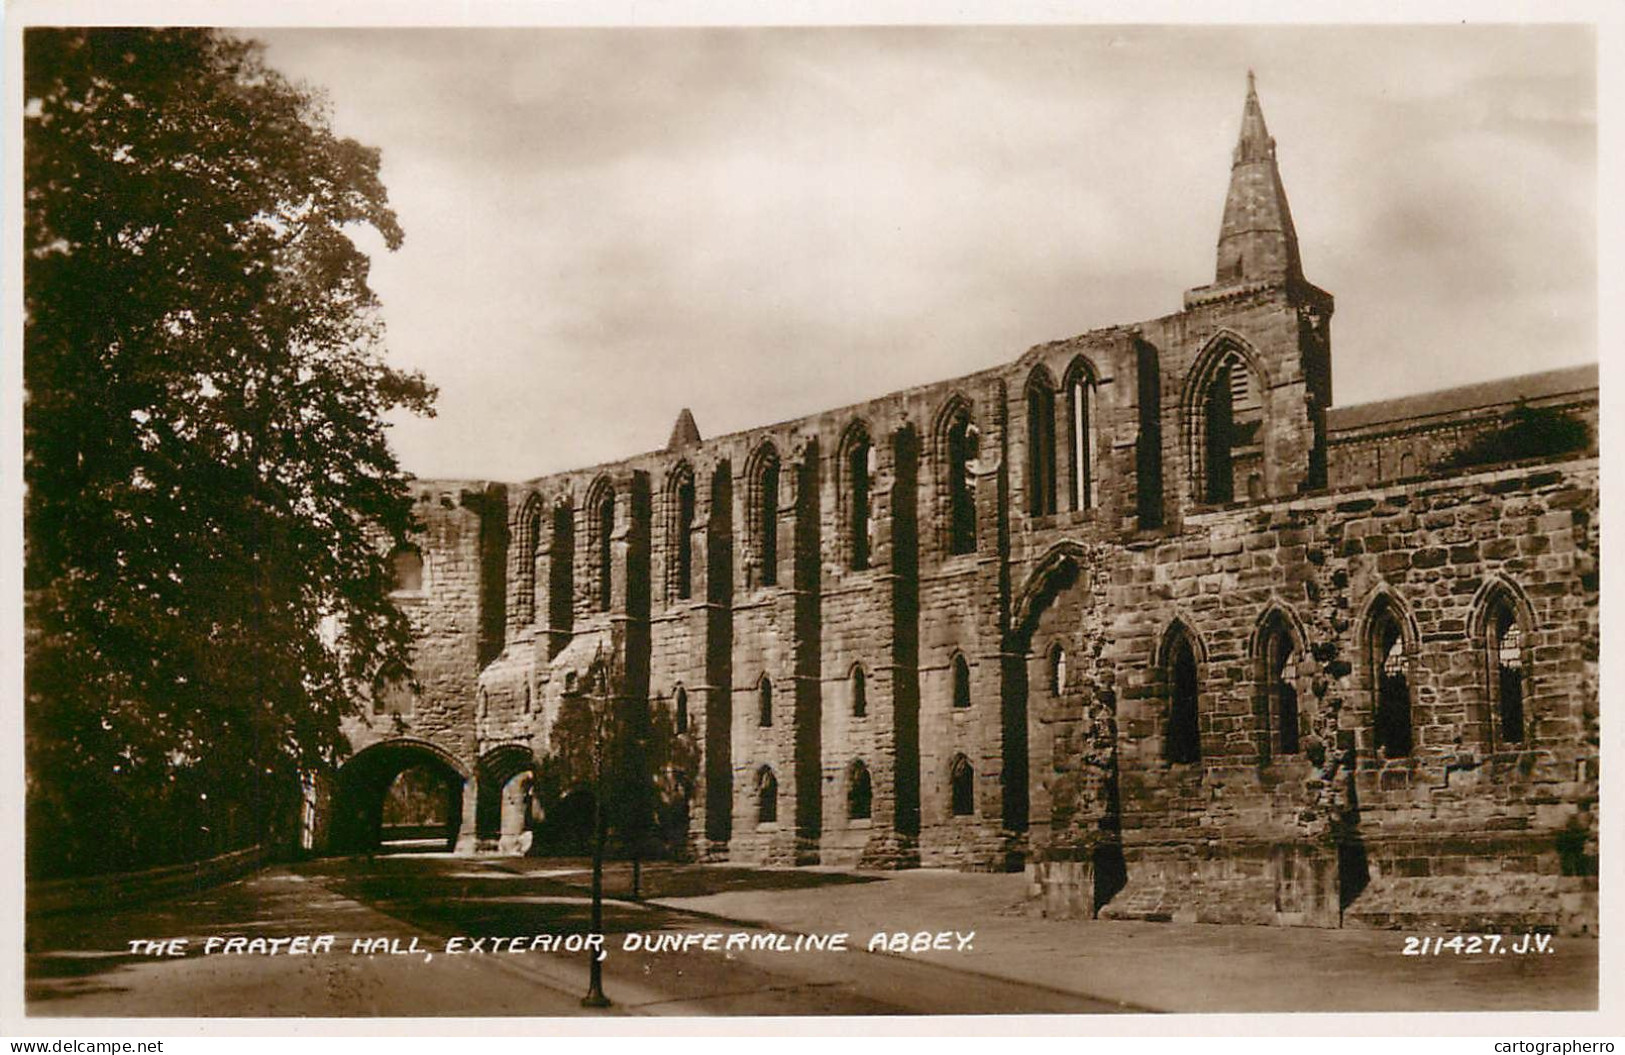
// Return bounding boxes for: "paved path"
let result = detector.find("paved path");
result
[25,857,1122,1017]
[501,859,1598,1015]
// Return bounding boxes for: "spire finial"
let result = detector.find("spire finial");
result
[1208,71,1303,286]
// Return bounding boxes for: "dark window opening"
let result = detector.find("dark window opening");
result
[1068,375,1095,512]
[847,761,872,821]
[1264,623,1299,755]
[1373,614,1412,758]
[1492,606,1526,746]
[594,488,615,611]
[758,676,773,727]
[760,458,779,586]
[676,477,695,600]
[947,411,977,554]
[1026,378,1057,516]
[952,654,971,709]
[1203,365,1236,504]
[1166,633,1201,764]
[1136,341,1164,530]
[548,502,574,635]
[848,435,872,570]
[757,767,778,825]
[675,686,689,734]
[949,754,975,816]
[851,665,867,718]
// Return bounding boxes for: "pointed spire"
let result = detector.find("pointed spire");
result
[666,407,701,451]
[1213,71,1303,287]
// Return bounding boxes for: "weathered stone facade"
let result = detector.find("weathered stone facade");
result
[323,78,1599,933]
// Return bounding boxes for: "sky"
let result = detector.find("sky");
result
[253,23,1597,483]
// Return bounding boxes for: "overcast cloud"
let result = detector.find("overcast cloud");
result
[254,24,1596,483]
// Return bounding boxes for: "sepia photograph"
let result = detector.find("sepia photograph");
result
[7,5,1612,1035]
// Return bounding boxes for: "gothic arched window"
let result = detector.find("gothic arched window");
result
[671,469,695,602]
[1484,594,1528,747]
[749,445,781,587]
[1048,644,1067,696]
[1065,361,1098,512]
[843,426,874,571]
[949,754,975,816]
[944,405,978,555]
[758,675,773,728]
[1026,369,1057,517]
[952,654,971,709]
[548,500,574,636]
[756,767,778,825]
[1165,629,1201,764]
[589,483,615,612]
[847,760,872,821]
[1259,616,1299,756]
[851,664,867,718]
[515,498,541,624]
[1371,604,1412,758]
[1136,340,1164,530]
[675,685,689,735]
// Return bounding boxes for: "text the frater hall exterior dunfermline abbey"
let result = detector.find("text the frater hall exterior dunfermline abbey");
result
[309,76,1598,935]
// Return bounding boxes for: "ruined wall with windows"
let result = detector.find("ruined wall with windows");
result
[326,77,1598,934]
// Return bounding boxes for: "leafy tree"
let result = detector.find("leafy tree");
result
[24,29,435,876]
[1435,401,1590,473]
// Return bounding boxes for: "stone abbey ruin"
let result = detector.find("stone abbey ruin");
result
[312,77,1599,934]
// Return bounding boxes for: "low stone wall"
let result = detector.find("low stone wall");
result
[28,845,267,916]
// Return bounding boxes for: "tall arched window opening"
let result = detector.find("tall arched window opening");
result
[675,474,695,600]
[1371,607,1412,758]
[946,408,978,555]
[1260,619,1299,755]
[1048,644,1067,696]
[847,760,872,821]
[1165,631,1201,764]
[1488,601,1526,746]
[851,664,867,718]
[952,654,971,709]
[846,431,873,570]
[1065,363,1097,512]
[1026,372,1057,516]
[675,685,689,734]
[751,448,781,587]
[758,675,773,727]
[1203,364,1236,504]
[1136,341,1164,529]
[756,767,778,825]
[548,501,574,637]
[949,754,975,816]
[515,500,540,624]
[592,486,615,611]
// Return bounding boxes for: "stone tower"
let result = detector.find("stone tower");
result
[1161,73,1334,510]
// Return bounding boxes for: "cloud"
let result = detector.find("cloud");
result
[256,24,1596,481]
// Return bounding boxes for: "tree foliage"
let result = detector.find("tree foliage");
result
[1434,401,1591,473]
[24,29,435,876]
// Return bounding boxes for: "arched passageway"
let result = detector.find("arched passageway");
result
[331,739,468,854]
[475,745,538,854]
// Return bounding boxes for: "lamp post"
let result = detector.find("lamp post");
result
[581,655,611,1009]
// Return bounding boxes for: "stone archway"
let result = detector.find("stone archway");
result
[1007,542,1124,913]
[475,744,538,854]
[331,739,469,854]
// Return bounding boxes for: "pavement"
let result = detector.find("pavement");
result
[23,854,1597,1018]
[497,857,1599,1015]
